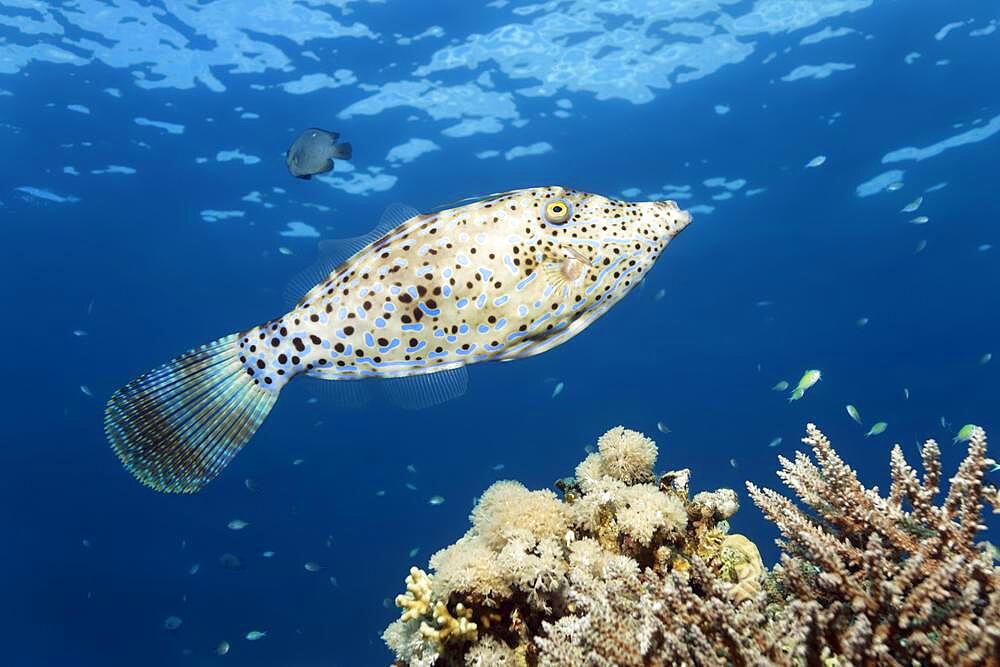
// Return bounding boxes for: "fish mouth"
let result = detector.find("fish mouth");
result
[652,199,692,238]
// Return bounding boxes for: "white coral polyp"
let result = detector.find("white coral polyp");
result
[616,484,687,545]
[597,426,658,484]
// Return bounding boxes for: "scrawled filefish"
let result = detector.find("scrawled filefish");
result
[105,186,692,492]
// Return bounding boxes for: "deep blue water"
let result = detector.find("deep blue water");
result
[1,1,998,665]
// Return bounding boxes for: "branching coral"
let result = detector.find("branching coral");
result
[384,423,1000,667]
[747,423,1000,665]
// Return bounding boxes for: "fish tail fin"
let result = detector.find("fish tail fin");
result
[332,142,352,160]
[104,333,279,493]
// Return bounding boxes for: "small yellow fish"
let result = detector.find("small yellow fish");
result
[846,404,861,424]
[954,424,977,443]
[789,369,821,401]
[865,421,887,437]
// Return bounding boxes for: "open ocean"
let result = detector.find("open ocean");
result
[1,1,997,664]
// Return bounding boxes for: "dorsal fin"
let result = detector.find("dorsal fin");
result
[426,189,524,214]
[283,203,421,308]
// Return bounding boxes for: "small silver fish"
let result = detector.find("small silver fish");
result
[163,616,182,631]
[901,196,923,213]
[215,641,230,656]
[656,421,671,434]
[846,404,861,424]
[767,436,782,448]
[106,188,692,493]
[428,495,445,505]
[408,546,420,558]
[72,329,88,336]
[286,128,351,179]
[80,385,93,397]
[551,381,564,398]
[245,630,267,641]
[304,561,323,572]
[227,519,249,530]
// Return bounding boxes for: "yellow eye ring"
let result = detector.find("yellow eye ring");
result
[543,199,572,224]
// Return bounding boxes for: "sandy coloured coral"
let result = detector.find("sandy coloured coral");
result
[717,533,764,603]
[384,426,741,665]
[747,423,1000,665]
[595,425,658,484]
[471,481,570,550]
[385,423,1000,666]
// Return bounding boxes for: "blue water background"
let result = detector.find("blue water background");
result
[1,1,997,664]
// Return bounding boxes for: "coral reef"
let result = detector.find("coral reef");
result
[384,423,1000,666]
[748,423,1000,665]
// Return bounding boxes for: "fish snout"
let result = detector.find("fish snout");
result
[650,199,692,239]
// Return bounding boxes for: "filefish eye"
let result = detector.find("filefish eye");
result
[543,199,572,224]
